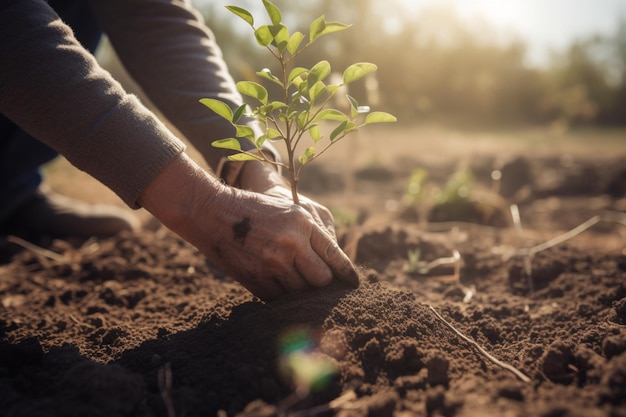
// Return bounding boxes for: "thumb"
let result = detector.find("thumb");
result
[310,227,360,288]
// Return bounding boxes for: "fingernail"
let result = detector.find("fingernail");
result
[340,264,360,288]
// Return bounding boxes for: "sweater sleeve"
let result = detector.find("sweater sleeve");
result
[0,0,186,208]
[88,0,280,177]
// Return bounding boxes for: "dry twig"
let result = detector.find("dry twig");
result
[428,305,531,383]
[514,210,626,258]
[6,235,67,262]
[286,390,358,417]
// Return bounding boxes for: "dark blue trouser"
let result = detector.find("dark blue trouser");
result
[0,0,102,221]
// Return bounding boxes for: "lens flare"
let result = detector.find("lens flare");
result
[278,327,338,394]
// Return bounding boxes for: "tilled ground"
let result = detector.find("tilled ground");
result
[1,152,626,417]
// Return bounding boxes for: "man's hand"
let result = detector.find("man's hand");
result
[237,160,337,238]
[139,153,359,301]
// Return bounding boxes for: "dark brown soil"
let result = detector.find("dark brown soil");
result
[2,150,626,417]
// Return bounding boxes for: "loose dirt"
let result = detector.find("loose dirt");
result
[1,131,626,417]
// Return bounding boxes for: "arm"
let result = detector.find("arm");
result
[0,0,359,299]
[0,0,185,207]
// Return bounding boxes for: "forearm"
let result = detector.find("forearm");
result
[0,0,186,207]
[138,152,227,235]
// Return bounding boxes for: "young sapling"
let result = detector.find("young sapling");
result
[200,0,396,205]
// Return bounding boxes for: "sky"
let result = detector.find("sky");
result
[399,0,626,66]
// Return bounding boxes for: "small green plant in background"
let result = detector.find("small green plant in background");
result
[200,0,396,205]
[438,169,473,205]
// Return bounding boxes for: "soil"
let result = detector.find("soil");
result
[2,136,626,417]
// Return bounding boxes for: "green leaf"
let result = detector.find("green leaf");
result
[291,76,304,89]
[200,98,233,121]
[255,135,266,148]
[326,84,341,94]
[330,121,356,141]
[235,124,255,139]
[226,6,254,26]
[330,121,348,142]
[304,146,315,158]
[308,60,331,87]
[256,68,282,87]
[232,104,247,123]
[309,15,326,43]
[365,111,397,124]
[287,67,308,87]
[308,124,321,143]
[255,107,268,123]
[212,138,241,151]
[343,62,377,84]
[262,0,281,25]
[237,81,268,104]
[228,153,262,162]
[298,155,308,165]
[312,108,348,123]
[270,24,289,52]
[309,81,326,102]
[320,21,351,36]
[254,25,273,46]
[296,111,309,129]
[266,127,283,140]
[287,32,304,54]
[297,81,309,98]
[266,101,288,112]
[310,16,351,42]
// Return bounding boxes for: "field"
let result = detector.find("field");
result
[1,125,626,417]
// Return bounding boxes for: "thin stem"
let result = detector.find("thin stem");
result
[285,40,314,64]
[6,235,67,262]
[273,52,302,205]
[282,140,299,204]
[237,149,289,171]
[524,215,600,256]
[300,91,340,132]
[429,305,531,383]
[306,125,360,165]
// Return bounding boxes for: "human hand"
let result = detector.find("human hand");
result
[140,154,359,301]
[204,187,358,300]
[237,160,337,238]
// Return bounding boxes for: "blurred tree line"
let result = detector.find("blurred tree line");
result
[195,0,625,128]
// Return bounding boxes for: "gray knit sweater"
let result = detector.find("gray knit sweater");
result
[0,0,266,208]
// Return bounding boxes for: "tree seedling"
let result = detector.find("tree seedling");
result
[200,0,396,205]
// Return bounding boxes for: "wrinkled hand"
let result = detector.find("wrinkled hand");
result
[237,160,337,238]
[140,154,359,301]
[199,187,358,300]
[262,184,337,238]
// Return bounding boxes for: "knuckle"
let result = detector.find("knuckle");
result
[323,241,340,258]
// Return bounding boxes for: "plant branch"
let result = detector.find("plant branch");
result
[285,39,314,64]
[306,128,355,165]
